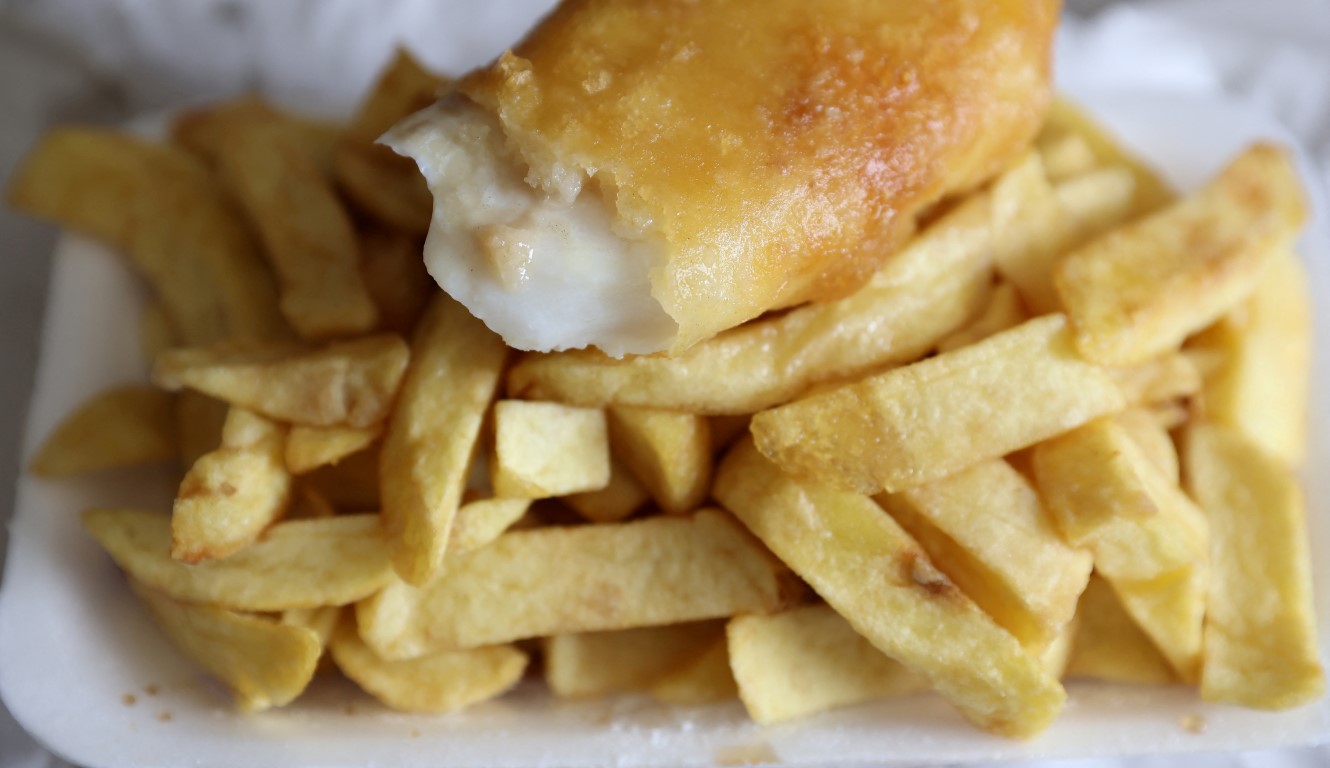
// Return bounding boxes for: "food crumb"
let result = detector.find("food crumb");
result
[1180,713,1206,734]
[343,704,357,716]
[714,742,779,766]
[157,711,173,723]
[121,693,137,707]
[144,684,160,696]
[409,728,422,738]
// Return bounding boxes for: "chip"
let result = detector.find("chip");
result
[491,400,610,499]
[647,636,737,706]
[544,621,724,699]
[29,386,176,476]
[285,424,382,475]
[562,460,649,523]
[1063,575,1177,686]
[606,406,711,514]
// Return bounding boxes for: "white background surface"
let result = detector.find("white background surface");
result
[0,1,1328,766]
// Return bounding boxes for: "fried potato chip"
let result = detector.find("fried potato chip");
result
[84,509,393,610]
[331,618,526,713]
[1033,418,1208,682]
[285,424,382,475]
[1184,423,1324,709]
[1114,408,1179,483]
[139,301,178,362]
[29,385,176,476]
[1042,96,1174,217]
[171,97,342,175]
[380,295,507,585]
[333,49,448,235]
[357,509,793,657]
[491,401,610,499]
[212,112,378,339]
[154,334,409,428]
[1187,252,1312,467]
[7,127,289,344]
[506,152,1071,414]
[1035,130,1097,182]
[607,406,710,514]
[1107,352,1202,407]
[544,621,724,698]
[1063,575,1177,686]
[714,438,1066,739]
[1056,144,1305,366]
[752,315,1125,494]
[936,281,1028,353]
[280,605,343,651]
[562,459,649,523]
[648,637,737,706]
[173,408,291,563]
[448,498,531,554]
[727,604,926,724]
[877,459,1092,650]
[130,579,321,712]
[358,226,433,334]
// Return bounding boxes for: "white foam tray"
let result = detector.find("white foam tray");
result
[1,86,1328,767]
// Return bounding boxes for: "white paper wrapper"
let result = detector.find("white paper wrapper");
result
[0,83,1328,767]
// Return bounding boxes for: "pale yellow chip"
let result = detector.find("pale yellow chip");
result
[491,401,610,499]
[1106,352,1202,407]
[29,386,176,477]
[280,605,343,651]
[1114,408,1180,483]
[607,406,711,514]
[714,438,1066,739]
[1184,423,1324,709]
[448,498,531,554]
[751,315,1125,494]
[1035,130,1097,182]
[84,509,393,611]
[727,604,926,724]
[1042,96,1175,217]
[1056,143,1305,366]
[1033,418,1208,682]
[544,621,724,699]
[356,508,793,658]
[331,619,526,714]
[285,424,382,475]
[154,334,409,428]
[936,281,1028,353]
[648,637,737,706]
[877,459,1092,651]
[1064,575,1177,686]
[506,152,1075,414]
[212,110,378,339]
[1188,252,1312,467]
[173,408,291,563]
[562,459,649,523]
[380,295,508,585]
[130,579,321,712]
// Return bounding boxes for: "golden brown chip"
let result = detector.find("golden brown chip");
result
[29,386,176,476]
[1042,96,1174,217]
[490,401,610,499]
[562,459,649,523]
[285,424,382,475]
[380,295,507,585]
[84,509,393,611]
[606,406,711,515]
[448,498,531,553]
[936,281,1028,353]
[172,408,290,563]
[358,226,433,334]
[130,579,321,712]
[648,637,737,706]
[1063,575,1177,686]
[544,621,724,699]
[154,335,409,428]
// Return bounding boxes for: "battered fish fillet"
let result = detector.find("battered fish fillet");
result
[387,0,1059,356]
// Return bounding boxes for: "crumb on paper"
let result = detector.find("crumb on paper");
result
[144,683,160,696]
[714,742,779,766]
[1180,713,1206,734]
[157,711,173,723]
[344,704,358,716]
[121,693,137,706]
[410,728,422,738]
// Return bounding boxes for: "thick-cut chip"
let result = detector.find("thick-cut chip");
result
[84,509,393,610]
[607,406,710,514]
[334,49,447,235]
[356,509,792,658]
[714,439,1066,739]
[381,295,508,585]
[154,334,409,428]
[936,282,1028,353]
[280,605,342,651]
[1064,575,1177,685]
[1041,96,1174,217]
[491,401,610,499]
[130,579,321,712]
[1033,418,1208,682]
[1114,408,1179,483]
[359,226,433,335]
[284,424,382,475]
[1035,130,1097,182]
[751,315,1125,494]
[448,498,531,553]
[173,408,291,563]
[562,460,649,523]
[1056,144,1305,366]
[1187,252,1312,467]
[171,97,341,174]
[6,127,289,344]
[29,386,176,476]
[1107,352,1202,407]
[1184,423,1324,709]
[648,637,737,706]
[212,111,378,339]
[544,621,724,698]
[877,459,1091,650]
[505,154,1070,414]
[331,620,526,714]
[727,604,926,724]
